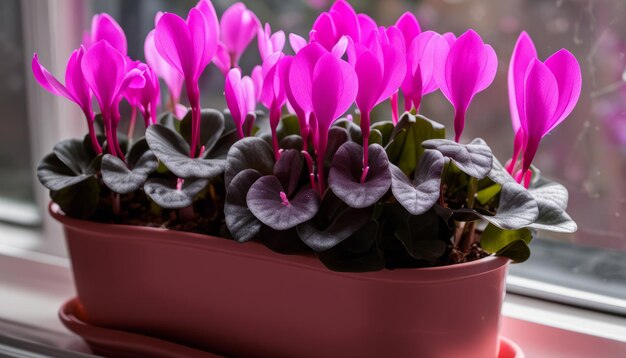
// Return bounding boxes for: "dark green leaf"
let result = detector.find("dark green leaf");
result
[317,220,385,272]
[180,109,225,154]
[247,176,320,231]
[50,177,100,219]
[528,179,576,233]
[297,192,372,251]
[370,121,394,146]
[390,149,444,215]
[369,128,383,146]
[422,138,493,179]
[37,139,99,191]
[277,114,301,138]
[279,135,303,151]
[144,177,208,209]
[328,142,391,208]
[481,224,533,263]
[274,149,303,197]
[146,124,225,179]
[224,137,275,187]
[101,150,158,194]
[225,169,263,242]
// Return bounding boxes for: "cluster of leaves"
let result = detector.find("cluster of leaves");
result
[38,109,577,272]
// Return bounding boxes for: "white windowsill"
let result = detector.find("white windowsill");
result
[0,223,625,357]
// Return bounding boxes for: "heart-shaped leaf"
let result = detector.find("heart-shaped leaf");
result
[180,109,225,154]
[317,220,385,272]
[481,224,532,263]
[144,177,208,209]
[247,176,320,231]
[101,139,158,194]
[334,118,362,144]
[277,114,301,138]
[390,149,444,216]
[385,203,449,263]
[274,150,304,197]
[297,192,372,252]
[369,128,383,146]
[528,179,577,233]
[324,126,349,165]
[50,177,100,219]
[224,137,275,187]
[453,181,539,230]
[37,139,100,191]
[329,142,391,208]
[386,113,446,176]
[280,135,303,151]
[146,124,225,179]
[225,169,263,243]
[422,138,493,179]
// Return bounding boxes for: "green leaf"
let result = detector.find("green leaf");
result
[50,177,100,219]
[225,169,263,242]
[144,177,208,209]
[528,178,577,233]
[317,220,385,272]
[297,192,372,251]
[481,224,532,263]
[369,128,383,146]
[328,142,391,209]
[386,113,445,175]
[422,138,493,179]
[277,114,301,138]
[146,124,225,179]
[390,149,444,216]
[247,176,320,231]
[476,183,501,206]
[101,150,158,194]
[224,137,275,188]
[370,121,394,146]
[180,109,225,154]
[37,139,100,191]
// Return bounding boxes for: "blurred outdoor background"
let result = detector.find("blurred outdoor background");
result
[1,0,625,258]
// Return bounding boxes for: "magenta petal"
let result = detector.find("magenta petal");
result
[155,13,192,78]
[65,48,92,113]
[508,31,537,134]
[336,59,358,121]
[443,32,457,47]
[32,53,74,101]
[357,14,378,43]
[194,0,220,66]
[225,68,245,132]
[544,49,582,132]
[289,33,307,54]
[289,42,328,114]
[311,12,337,51]
[331,36,348,58]
[378,44,406,106]
[242,76,256,115]
[271,31,286,54]
[188,8,210,81]
[521,59,559,172]
[213,42,231,76]
[145,30,183,102]
[395,12,421,51]
[329,0,360,42]
[220,3,259,63]
[355,50,384,113]
[475,44,498,92]
[251,65,263,100]
[91,13,127,56]
[443,30,487,112]
[82,40,127,112]
[312,54,343,131]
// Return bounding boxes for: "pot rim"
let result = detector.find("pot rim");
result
[51,202,509,283]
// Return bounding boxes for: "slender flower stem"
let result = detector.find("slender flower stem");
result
[270,102,282,161]
[361,111,370,170]
[302,150,316,189]
[86,116,102,154]
[391,92,399,125]
[128,106,137,141]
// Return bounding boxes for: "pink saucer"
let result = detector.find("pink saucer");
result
[60,297,523,358]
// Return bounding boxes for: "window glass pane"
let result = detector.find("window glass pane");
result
[0,0,34,204]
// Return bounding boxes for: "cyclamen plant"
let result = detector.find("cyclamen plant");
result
[35,0,580,272]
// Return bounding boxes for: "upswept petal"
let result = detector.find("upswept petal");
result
[378,43,407,106]
[357,14,377,43]
[90,13,127,56]
[355,50,384,112]
[213,42,231,75]
[475,44,498,92]
[443,29,486,112]
[81,40,127,112]
[289,42,328,113]
[395,12,421,51]
[188,8,209,81]
[329,0,360,42]
[311,12,337,51]
[544,49,582,132]
[225,68,246,131]
[154,13,193,78]
[220,2,259,62]
[289,33,307,53]
[521,59,559,172]
[508,32,537,134]
[65,47,92,112]
[312,54,343,131]
[145,30,183,102]
[32,53,74,102]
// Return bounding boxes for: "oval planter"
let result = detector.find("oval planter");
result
[52,203,510,358]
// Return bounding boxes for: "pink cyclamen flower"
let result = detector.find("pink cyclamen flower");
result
[434,29,497,142]
[124,61,161,128]
[83,13,127,56]
[224,68,256,139]
[154,0,219,158]
[220,2,259,68]
[260,52,288,159]
[32,47,102,154]
[289,33,307,54]
[508,32,581,182]
[81,41,144,159]
[145,14,185,119]
[290,42,357,194]
[258,23,286,61]
[310,0,360,51]
[351,26,406,170]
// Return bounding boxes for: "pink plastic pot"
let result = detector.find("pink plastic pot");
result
[52,204,510,357]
